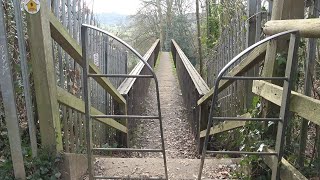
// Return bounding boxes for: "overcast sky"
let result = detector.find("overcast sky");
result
[92,0,141,15]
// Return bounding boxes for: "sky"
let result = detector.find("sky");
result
[92,0,142,15]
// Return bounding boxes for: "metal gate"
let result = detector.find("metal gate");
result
[198,30,300,180]
[81,24,168,179]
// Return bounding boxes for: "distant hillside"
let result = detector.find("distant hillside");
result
[96,13,129,26]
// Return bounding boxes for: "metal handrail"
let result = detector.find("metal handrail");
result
[81,24,168,180]
[198,29,299,180]
[81,24,156,79]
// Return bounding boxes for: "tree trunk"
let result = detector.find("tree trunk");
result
[196,0,203,77]
[156,0,165,50]
[165,0,173,50]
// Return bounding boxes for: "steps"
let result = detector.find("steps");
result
[93,158,239,179]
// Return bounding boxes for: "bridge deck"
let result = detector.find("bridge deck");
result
[129,52,198,158]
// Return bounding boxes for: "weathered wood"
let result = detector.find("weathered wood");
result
[49,12,126,106]
[27,0,63,152]
[199,113,250,138]
[298,0,320,169]
[264,19,320,38]
[118,40,160,95]
[263,148,307,180]
[172,40,209,95]
[245,0,257,110]
[0,5,26,178]
[56,87,127,133]
[197,44,267,105]
[252,80,320,126]
[63,106,70,153]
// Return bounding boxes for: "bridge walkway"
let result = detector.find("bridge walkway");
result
[92,52,237,179]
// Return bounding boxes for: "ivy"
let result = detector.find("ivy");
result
[0,149,62,180]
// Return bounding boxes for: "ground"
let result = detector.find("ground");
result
[92,52,238,179]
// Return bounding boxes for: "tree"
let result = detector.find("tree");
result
[195,0,203,76]
[128,0,197,62]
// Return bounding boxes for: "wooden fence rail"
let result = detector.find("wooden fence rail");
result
[171,39,210,152]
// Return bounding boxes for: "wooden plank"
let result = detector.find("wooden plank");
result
[48,12,126,106]
[199,113,250,138]
[263,148,307,180]
[252,80,320,126]
[56,87,127,133]
[264,19,320,38]
[197,44,267,105]
[0,5,26,178]
[118,40,159,95]
[26,0,63,152]
[172,40,209,95]
[63,106,70,152]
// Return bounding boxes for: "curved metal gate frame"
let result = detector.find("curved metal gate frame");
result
[81,24,168,180]
[198,30,300,180]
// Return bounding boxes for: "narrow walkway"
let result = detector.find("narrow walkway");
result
[130,52,198,158]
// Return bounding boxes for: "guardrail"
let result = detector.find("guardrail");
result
[171,40,210,152]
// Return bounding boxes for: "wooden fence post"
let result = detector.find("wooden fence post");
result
[0,5,26,179]
[245,0,257,110]
[26,0,63,152]
[261,0,304,177]
[198,101,209,153]
[298,0,320,169]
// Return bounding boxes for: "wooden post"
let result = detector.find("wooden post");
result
[245,0,257,110]
[0,5,26,179]
[27,0,63,152]
[261,0,304,178]
[262,0,304,121]
[198,101,208,153]
[298,0,319,169]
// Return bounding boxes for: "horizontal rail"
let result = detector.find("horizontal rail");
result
[92,148,163,152]
[49,12,126,106]
[88,74,154,78]
[91,115,160,119]
[56,87,127,133]
[200,113,249,138]
[171,40,209,95]
[211,117,281,122]
[264,18,320,38]
[263,148,307,180]
[118,40,160,95]
[252,80,320,126]
[207,151,278,156]
[198,44,267,105]
[221,76,288,80]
